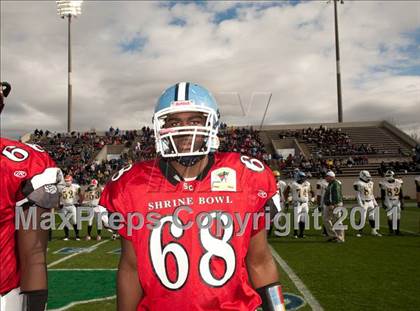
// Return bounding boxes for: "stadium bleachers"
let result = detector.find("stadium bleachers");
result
[339,126,412,156]
[261,120,419,177]
[25,120,419,187]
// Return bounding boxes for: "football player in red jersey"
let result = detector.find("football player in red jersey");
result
[0,82,62,310]
[100,82,285,311]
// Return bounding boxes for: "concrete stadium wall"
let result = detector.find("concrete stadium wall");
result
[94,144,127,163]
[94,145,109,163]
[382,120,419,147]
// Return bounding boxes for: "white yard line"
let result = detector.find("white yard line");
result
[47,240,109,268]
[48,295,116,311]
[269,245,324,311]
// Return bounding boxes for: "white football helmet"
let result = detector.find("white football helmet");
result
[385,170,395,182]
[359,170,372,182]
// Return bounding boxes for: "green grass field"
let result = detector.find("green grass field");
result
[45,202,420,310]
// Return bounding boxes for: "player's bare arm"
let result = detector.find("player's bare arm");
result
[117,238,143,311]
[18,206,50,310]
[246,229,279,288]
[247,228,285,310]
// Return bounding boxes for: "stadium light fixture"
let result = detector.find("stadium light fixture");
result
[57,0,82,17]
[56,0,83,132]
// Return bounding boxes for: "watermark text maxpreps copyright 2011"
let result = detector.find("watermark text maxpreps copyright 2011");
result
[15,205,401,237]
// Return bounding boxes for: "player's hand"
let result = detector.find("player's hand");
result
[317,206,322,212]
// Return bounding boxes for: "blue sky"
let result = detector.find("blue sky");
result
[1,1,419,138]
[120,34,148,53]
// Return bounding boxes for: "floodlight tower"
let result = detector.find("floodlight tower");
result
[56,0,83,132]
[334,0,344,122]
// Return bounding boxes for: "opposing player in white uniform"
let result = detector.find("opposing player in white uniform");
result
[273,170,287,212]
[284,171,314,238]
[267,170,287,236]
[379,171,404,235]
[416,176,420,208]
[83,179,116,240]
[316,173,329,236]
[59,175,81,240]
[353,170,381,237]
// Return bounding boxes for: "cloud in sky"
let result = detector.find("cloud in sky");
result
[1,1,419,138]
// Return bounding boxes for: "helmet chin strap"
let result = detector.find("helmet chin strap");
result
[176,154,205,167]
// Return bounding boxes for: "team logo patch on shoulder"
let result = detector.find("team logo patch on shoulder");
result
[211,167,236,192]
[14,170,27,178]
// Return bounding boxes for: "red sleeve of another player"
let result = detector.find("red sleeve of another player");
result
[100,180,132,240]
[250,165,277,236]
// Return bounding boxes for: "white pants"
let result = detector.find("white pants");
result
[59,205,77,226]
[0,288,22,311]
[294,202,309,223]
[87,206,110,227]
[384,199,401,220]
[359,200,377,224]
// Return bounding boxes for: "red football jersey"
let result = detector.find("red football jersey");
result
[0,137,58,295]
[100,152,277,310]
